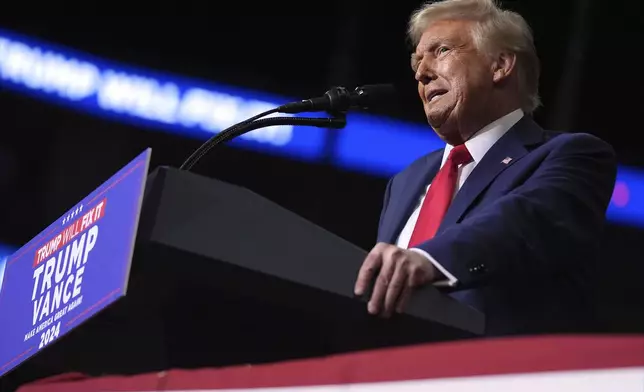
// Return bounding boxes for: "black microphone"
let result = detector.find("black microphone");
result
[277,84,396,114]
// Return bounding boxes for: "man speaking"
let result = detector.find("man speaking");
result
[354,0,617,335]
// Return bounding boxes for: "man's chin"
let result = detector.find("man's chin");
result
[427,111,461,144]
[426,110,450,131]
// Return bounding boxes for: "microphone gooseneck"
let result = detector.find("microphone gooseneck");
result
[179,115,346,171]
[179,106,281,171]
[179,83,394,172]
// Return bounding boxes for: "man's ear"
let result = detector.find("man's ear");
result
[492,51,517,84]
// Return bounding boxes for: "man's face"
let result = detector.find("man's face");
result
[412,19,495,144]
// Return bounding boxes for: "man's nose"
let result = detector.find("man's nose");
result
[415,60,436,85]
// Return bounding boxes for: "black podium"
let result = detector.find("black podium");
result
[5,166,483,387]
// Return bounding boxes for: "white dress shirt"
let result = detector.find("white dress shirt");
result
[396,109,525,287]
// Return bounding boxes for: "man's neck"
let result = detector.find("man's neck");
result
[461,104,523,143]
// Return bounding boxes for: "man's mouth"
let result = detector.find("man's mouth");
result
[426,90,447,103]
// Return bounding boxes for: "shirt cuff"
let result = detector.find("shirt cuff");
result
[409,248,459,287]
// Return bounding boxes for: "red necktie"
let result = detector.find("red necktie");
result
[408,144,473,247]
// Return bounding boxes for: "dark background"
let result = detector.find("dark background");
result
[0,0,642,386]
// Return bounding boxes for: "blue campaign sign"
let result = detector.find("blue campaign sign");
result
[0,30,327,161]
[0,149,151,377]
[0,257,6,300]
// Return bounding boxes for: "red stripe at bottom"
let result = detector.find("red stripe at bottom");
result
[16,335,644,392]
[163,335,644,390]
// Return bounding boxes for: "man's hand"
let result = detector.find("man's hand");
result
[354,242,436,317]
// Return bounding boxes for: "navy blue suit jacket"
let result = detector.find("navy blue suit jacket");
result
[377,116,617,336]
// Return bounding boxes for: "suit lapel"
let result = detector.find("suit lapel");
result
[383,151,442,244]
[437,116,545,232]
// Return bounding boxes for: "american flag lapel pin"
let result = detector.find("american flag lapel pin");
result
[501,157,513,165]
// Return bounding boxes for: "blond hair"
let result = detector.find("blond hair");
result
[408,0,541,113]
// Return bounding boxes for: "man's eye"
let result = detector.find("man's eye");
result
[436,46,449,55]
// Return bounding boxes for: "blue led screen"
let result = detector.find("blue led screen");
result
[0,29,327,161]
[0,29,642,228]
[0,244,13,259]
[0,244,15,289]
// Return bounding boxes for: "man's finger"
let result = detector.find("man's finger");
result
[354,245,385,295]
[368,257,395,315]
[383,259,407,317]
[395,281,413,314]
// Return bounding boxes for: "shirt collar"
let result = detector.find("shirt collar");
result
[442,108,524,165]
